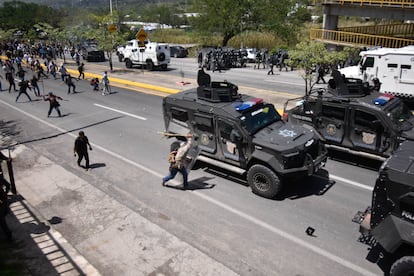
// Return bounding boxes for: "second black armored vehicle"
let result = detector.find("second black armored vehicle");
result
[162,72,327,199]
[283,72,414,160]
[353,140,414,275]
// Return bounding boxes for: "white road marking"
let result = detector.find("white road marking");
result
[0,98,376,276]
[330,175,374,191]
[93,103,147,121]
[264,79,304,86]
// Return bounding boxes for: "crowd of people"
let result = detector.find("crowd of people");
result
[0,40,111,113]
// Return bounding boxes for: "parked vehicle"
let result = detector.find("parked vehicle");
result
[162,71,328,199]
[170,46,188,58]
[339,46,414,98]
[353,140,414,276]
[80,42,105,62]
[122,39,170,70]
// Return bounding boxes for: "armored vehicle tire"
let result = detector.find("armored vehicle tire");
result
[390,256,414,276]
[146,61,154,71]
[161,64,168,70]
[125,59,133,68]
[247,164,281,198]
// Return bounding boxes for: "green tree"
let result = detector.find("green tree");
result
[83,11,128,71]
[287,41,358,94]
[0,1,62,35]
[287,41,330,94]
[140,4,183,28]
[192,0,305,47]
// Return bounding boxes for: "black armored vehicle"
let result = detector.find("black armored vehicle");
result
[353,140,414,275]
[162,71,328,199]
[283,71,414,160]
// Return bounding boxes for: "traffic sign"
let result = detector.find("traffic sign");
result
[136,28,147,42]
[108,24,117,33]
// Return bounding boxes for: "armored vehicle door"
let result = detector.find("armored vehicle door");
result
[193,113,217,155]
[317,104,346,145]
[350,109,389,153]
[217,119,246,166]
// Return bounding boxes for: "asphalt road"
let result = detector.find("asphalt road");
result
[113,56,322,96]
[0,59,383,275]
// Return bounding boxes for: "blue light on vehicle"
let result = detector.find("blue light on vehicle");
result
[373,94,394,106]
[235,98,263,111]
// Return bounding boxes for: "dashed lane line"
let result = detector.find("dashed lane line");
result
[93,103,147,121]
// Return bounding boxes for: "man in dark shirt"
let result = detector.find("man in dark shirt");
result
[43,92,62,117]
[74,131,92,170]
[15,80,32,102]
[65,74,76,94]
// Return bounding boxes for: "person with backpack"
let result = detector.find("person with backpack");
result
[162,133,193,189]
[101,71,110,95]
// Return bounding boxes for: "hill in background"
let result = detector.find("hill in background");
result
[0,0,179,11]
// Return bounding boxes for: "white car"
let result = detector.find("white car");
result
[245,48,257,63]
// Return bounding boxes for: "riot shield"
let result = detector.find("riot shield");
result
[183,145,201,173]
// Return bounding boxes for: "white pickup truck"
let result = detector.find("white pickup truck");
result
[120,39,170,70]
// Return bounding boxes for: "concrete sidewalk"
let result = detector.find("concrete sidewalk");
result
[2,143,238,275]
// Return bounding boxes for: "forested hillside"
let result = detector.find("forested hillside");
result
[0,0,183,11]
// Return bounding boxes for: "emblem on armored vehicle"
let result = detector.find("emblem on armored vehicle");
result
[279,129,296,138]
[201,133,209,145]
[326,124,336,136]
[362,132,376,145]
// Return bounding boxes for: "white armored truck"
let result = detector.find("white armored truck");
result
[339,46,414,98]
[121,39,170,70]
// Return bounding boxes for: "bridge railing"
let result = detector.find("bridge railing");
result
[338,23,414,37]
[319,0,414,7]
[310,29,414,48]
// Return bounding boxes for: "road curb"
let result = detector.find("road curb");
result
[67,69,181,94]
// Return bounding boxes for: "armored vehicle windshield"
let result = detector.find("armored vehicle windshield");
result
[239,103,281,134]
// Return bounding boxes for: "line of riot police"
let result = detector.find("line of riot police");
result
[254,49,290,71]
[198,47,291,72]
[198,47,248,71]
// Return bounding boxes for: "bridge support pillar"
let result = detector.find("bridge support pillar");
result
[323,6,339,51]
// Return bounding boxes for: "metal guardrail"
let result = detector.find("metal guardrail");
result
[338,23,414,37]
[321,0,414,7]
[310,28,414,48]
